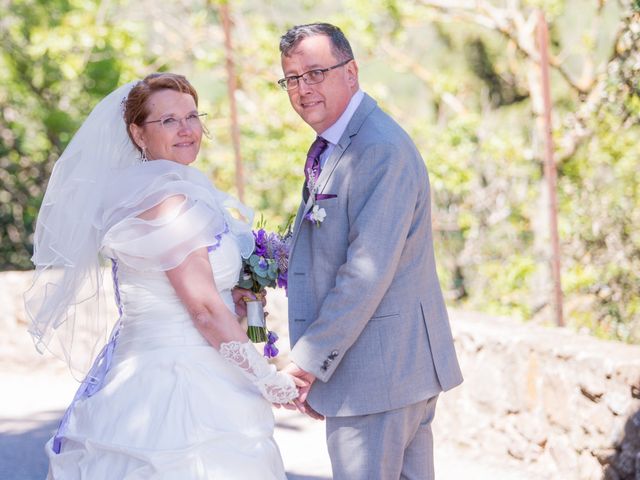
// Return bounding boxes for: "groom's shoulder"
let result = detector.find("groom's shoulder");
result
[345,101,426,184]
[353,101,422,159]
[355,97,415,146]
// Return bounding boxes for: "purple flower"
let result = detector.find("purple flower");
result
[263,331,280,358]
[254,229,268,257]
[277,272,288,290]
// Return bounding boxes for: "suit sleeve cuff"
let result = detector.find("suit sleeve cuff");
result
[290,340,342,383]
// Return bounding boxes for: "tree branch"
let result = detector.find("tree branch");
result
[379,40,467,114]
[416,0,603,94]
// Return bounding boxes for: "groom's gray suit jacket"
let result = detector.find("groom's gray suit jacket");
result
[288,93,463,417]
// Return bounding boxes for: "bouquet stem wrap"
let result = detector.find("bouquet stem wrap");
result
[245,294,267,343]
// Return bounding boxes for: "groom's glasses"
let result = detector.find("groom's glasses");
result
[143,112,207,131]
[278,58,353,91]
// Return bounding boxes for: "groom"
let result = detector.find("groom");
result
[279,23,463,479]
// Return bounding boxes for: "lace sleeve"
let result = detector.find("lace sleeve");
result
[219,341,298,404]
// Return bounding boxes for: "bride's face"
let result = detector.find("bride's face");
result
[131,89,203,165]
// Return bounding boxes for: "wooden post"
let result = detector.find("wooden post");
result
[536,11,564,327]
[219,2,244,202]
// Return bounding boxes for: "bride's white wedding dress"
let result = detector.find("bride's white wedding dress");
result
[45,163,288,480]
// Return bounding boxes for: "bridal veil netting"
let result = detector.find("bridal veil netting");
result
[24,82,141,377]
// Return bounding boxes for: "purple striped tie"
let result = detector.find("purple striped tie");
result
[304,136,329,186]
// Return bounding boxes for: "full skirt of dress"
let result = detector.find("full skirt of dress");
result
[47,339,286,479]
[46,238,287,480]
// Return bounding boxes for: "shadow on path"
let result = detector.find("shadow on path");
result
[604,406,640,479]
[0,409,331,480]
[0,410,62,480]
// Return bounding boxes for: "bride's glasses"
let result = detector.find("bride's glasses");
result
[143,112,207,131]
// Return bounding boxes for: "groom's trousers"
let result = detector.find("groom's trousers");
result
[325,395,439,480]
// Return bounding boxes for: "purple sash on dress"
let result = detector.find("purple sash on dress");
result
[52,259,124,454]
[52,229,229,454]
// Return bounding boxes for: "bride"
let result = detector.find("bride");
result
[25,73,299,479]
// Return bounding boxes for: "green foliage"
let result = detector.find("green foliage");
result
[2,0,639,343]
[0,0,150,269]
[337,0,640,342]
[560,110,640,342]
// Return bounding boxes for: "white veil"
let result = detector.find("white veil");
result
[24,81,140,377]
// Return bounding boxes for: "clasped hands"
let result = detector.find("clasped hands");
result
[231,287,323,420]
[276,362,324,420]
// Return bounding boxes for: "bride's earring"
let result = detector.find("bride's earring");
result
[141,147,148,163]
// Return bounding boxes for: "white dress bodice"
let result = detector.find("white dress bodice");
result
[113,236,241,356]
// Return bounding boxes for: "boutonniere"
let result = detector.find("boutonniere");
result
[305,172,336,226]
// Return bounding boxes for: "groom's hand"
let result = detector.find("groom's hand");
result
[300,402,324,420]
[282,362,316,402]
[282,362,323,419]
[231,287,266,317]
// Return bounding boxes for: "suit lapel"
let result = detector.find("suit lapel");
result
[289,94,379,262]
[315,94,377,198]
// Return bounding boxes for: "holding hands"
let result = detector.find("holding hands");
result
[219,340,300,404]
[230,289,321,416]
[278,363,324,420]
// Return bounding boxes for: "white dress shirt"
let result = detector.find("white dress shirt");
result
[318,89,364,168]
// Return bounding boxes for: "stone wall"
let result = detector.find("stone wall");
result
[0,271,33,327]
[2,271,639,479]
[436,309,640,479]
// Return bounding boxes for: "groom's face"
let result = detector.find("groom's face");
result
[281,35,358,134]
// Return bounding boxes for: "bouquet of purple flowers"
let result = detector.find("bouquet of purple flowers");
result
[237,219,291,357]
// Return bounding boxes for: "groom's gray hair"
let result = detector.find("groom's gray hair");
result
[279,23,354,62]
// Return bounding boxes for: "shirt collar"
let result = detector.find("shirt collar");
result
[320,89,364,145]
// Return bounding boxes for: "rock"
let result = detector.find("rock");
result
[579,451,604,480]
[514,413,548,446]
[543,369,573,431]
[547,434,579,474]
[579,371,606,402]
[577,402,616,444]
[607,391,632,416]
[595,448,617,465]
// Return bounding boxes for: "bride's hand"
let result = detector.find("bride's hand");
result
[219,341,297,404]
[231,287,267,317]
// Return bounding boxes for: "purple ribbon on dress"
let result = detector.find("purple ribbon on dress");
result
[53,230,229,454]
[207,223,229,253]
[52,259,124,454]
